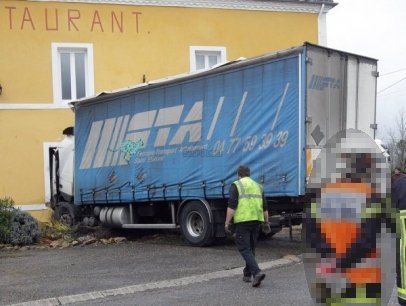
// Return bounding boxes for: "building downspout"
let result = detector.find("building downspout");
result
[318,4,326,46]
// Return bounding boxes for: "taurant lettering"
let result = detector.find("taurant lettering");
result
[4,6,142,33]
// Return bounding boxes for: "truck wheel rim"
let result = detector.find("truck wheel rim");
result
[186,212,204,238]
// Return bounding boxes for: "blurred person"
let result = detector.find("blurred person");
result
[304,129,393,305]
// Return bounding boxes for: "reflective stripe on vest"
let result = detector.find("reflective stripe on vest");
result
[398,287,406,301]
[326,285,381,305]
[233,177,264,223]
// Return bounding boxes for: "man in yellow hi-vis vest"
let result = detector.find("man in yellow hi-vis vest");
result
[225,165,270,287]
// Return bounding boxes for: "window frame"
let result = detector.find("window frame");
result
[51,43,94,105]
[189,46,227,72]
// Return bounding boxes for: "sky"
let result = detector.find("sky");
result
[326,0,406,143]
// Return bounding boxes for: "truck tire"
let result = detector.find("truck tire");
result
[52,202,76,226]
[179,201,214,247]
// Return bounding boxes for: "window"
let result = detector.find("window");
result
[190,46,226,72]
[52,43,94,105]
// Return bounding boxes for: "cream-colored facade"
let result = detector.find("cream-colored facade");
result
[0,0,335,222]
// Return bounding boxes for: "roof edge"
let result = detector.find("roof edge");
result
[29,0,336,13]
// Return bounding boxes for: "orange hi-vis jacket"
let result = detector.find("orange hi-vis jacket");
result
[312,182,381,285]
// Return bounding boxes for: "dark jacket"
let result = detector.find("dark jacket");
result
[392,174,406,211]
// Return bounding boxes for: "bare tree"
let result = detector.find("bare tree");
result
[387,109,406,170]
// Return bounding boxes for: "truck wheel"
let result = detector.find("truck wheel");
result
[53,202,76,226]
[179,201,214,247]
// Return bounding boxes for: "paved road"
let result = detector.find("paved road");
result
[0,228,400,305]
[69,258,313,306]
[0,229,303,305]
[69,263,400,306]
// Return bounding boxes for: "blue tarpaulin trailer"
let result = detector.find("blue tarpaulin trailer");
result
[50,43,378,246]
[75,49,304,202]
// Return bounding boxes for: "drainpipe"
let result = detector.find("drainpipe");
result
[318,4,326,46]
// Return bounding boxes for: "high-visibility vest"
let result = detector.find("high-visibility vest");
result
[310,182,383,304]
[311,183,382,285]
[233,177,264,223]
[398,209,406,302]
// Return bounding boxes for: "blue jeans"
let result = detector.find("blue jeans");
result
[235,221,261,277]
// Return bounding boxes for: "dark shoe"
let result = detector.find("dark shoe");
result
[252,273,265,287]
[242,275,252,282]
